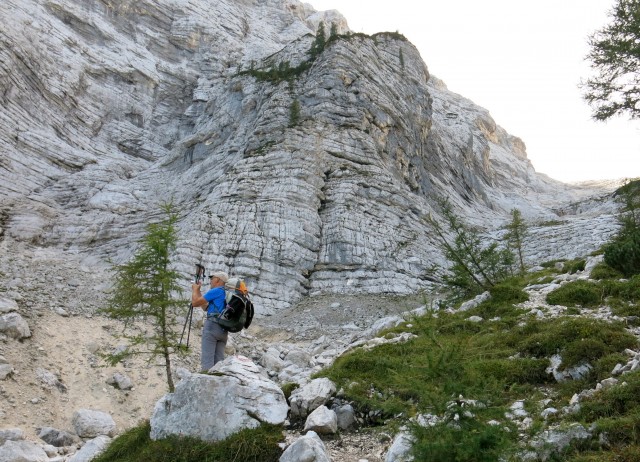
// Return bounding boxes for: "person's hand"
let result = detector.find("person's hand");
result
[192,282,201,291]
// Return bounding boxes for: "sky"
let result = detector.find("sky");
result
[306,0,639,183]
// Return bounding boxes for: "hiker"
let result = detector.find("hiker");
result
[191,271,229,371]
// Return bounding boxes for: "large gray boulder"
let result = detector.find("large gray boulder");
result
[150,355,288,442]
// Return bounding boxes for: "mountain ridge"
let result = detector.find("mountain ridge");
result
[0,0,619,314]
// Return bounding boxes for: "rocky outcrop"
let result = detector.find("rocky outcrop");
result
[0,0,618,316]
[150,356,288,442]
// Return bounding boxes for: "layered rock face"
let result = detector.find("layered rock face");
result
[0,0,616,313]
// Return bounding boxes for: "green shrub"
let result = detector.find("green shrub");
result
[594,413,640,445]
[578,371,640,421]
[546,280,602,307]
[565,445,640,462]
[566,259,587,274]
[280,382,299,401]
[604,230,640,277]
[93,421,284,462]
[489,281,529,304]
[507,317,637,370]
[589,262,624,280]
[411,416,517,462]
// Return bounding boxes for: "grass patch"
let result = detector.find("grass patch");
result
[505,317,637,370]
[565,372,640,455]
[411,415,517,462]
[93,421,284,462]
[316,307,636,460]
[546,280,603,307]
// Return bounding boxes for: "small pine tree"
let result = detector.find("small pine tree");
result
[102,203,186,392]
[504,209,528,276]
[429,198,514,298]
[310,22,326,58]
[289,99,301,127]
[330,22,338,40]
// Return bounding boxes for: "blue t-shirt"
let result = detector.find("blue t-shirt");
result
[204,287,226,316]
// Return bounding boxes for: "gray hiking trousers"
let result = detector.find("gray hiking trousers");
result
[201,318,228,372]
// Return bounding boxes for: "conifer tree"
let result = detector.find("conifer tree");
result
[310,22,326,58]
[289,99,301,127]
[330,22,338,40]
[582,0,640,120]
[604,179,640,276]
[428,199,514,298]
[504,209,528,276]
[102,203,185,392]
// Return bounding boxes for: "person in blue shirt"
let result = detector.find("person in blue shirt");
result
[191,271,229,371]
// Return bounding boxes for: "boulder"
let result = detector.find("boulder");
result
[385,431,415,462]
[0,297,18,314]
[38,427,81,447]
[289,378,337,419]
[0,312,31,339]
[279,431,330,462]
[333,404,356,430]
[0,363,14,380]
[0,440,48,462]
[303,405,338,434]
[0,428,24,445]
[68,435,111,462]
[150,356,288,442]
[106,372,133,390]
[72,409,116,438]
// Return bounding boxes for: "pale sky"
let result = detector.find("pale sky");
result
[306,0,640,183]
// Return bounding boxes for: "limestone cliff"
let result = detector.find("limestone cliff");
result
[0,0,616,313]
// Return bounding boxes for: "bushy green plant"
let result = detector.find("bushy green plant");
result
[428,198,515,299]
[590,262,624,280]
[604,230,640,276]
[507,317,637,370]
[411,415,517,462]
[546,280,603,307]
[489,280,529,304]
[93,421,284,462]
[566,259,587,274]
[604,179,640,276]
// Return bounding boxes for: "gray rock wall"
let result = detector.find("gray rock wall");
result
[0,0,618,314]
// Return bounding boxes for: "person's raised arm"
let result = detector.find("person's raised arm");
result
[191,283,207,309]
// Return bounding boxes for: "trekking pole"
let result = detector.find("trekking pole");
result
[180,264,206,349]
